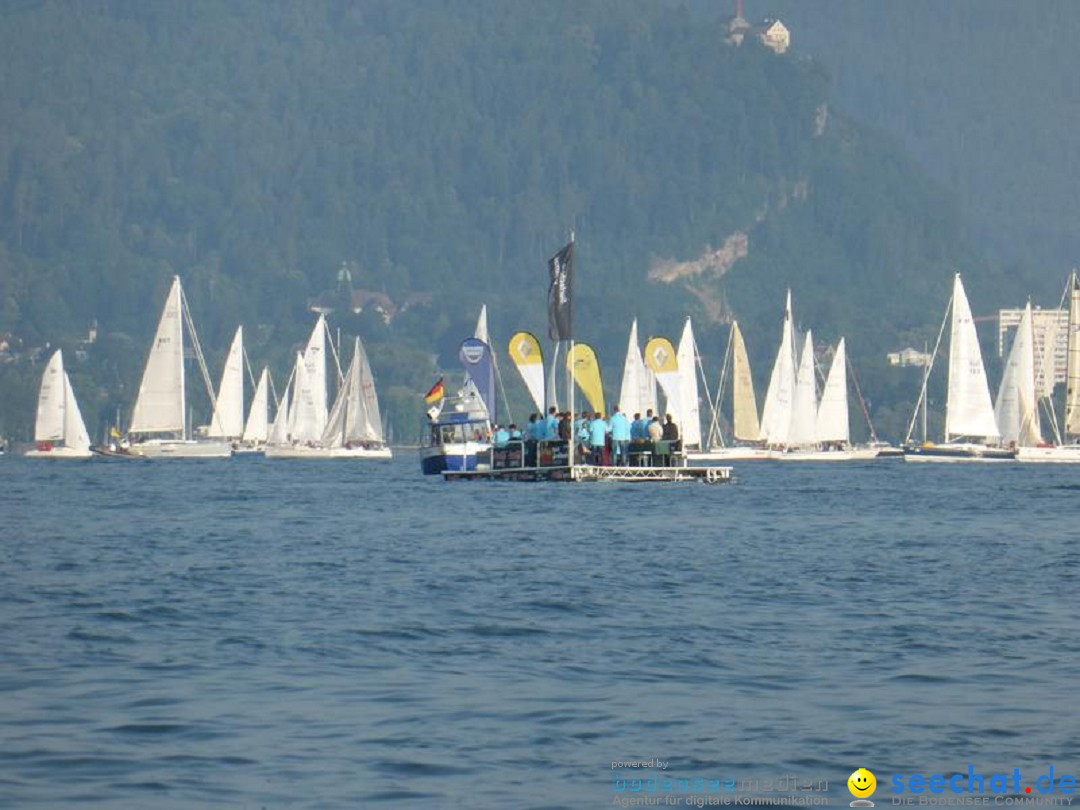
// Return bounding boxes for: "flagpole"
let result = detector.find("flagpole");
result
[567,230,575,477]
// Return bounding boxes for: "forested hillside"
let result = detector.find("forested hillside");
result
[0,0,1010,442]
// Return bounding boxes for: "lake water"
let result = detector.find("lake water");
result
[1,454,1078,808]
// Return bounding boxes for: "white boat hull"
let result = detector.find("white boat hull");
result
[687,447,773,461]
[127,439,232,459]
[1016,445,1080,464]
[777,445,882,461]
[776,449,851,461]
[264,444,392,460]
[25,446,92,459]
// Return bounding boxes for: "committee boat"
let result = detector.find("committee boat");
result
[25,349,92,459]
[420,308,496,475]
[440,237,732,484]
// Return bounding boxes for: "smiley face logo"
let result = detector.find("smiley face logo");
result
[848,768,876,798]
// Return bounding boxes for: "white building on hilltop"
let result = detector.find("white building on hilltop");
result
[760,20,790,54]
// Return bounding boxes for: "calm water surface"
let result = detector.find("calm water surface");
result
[1,454,1078,808]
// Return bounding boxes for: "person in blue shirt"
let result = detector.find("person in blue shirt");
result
[609,406,631,466]
[573,412,590,458]
[493,425,510,447]
[508,424,522,441]
[544,406,559,440]
[530,415,547,441]
[630,412,646,441]
[588,411,609,465]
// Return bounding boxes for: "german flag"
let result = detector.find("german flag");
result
[424,377,445,405]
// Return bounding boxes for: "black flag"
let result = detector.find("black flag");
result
[547,241,573,341]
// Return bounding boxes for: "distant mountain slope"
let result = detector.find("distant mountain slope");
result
[771,0,1080,298]
[0,0,998,440]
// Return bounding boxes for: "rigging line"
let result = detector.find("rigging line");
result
[904,292,952,445]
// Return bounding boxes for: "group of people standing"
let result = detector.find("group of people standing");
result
[492,405,680,467]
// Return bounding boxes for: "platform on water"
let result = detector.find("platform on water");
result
[443,463,732,483]
[440,440,732,483]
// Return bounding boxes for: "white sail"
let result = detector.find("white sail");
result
[130,276,185,434]
[759,290,796,445]
[1066,275,1080,437]
[789,329,818,447]
[288,352,320,442]
[243,367,270,443]
[474,304,490,344]
[676,317,702,449]
[355,337,384,442]
[303,315,328,437]
[995,303,1041,447]
[730,321,761,442]
[619,320,644,416]
[815,338,850,444]
[62,367,92,452]
[322,344,357,447]
[268,381,290,445]
[34,350,66,442]
[208,325,244,438]
[945,274,1000,441]
[618,319,656,417]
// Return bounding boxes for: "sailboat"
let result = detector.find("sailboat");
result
[264,315,333,458]
[321,337,391,458]
[780,337,879,461]
[25,349,92,459]
[267,336,391,459]
[125,277,231,458]
[698,320,772,460]
[904,273,1014,462]
[755,290,821,458]
[1018,273,1080,462]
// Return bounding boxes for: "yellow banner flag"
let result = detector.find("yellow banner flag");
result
[566,343,605,415]
[644,336,681,418]
[643,337,678,374]
[508,332,545,412]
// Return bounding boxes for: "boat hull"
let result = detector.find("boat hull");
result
[687,447,774,462]
[903,443,1015,463]
[264,444,392,460]
[127,439,232,459]
[444,463,732,484]
[419,442,491,475]
[774,446,882,461]
[1016,445,1080,464]
[25,446,92,459]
